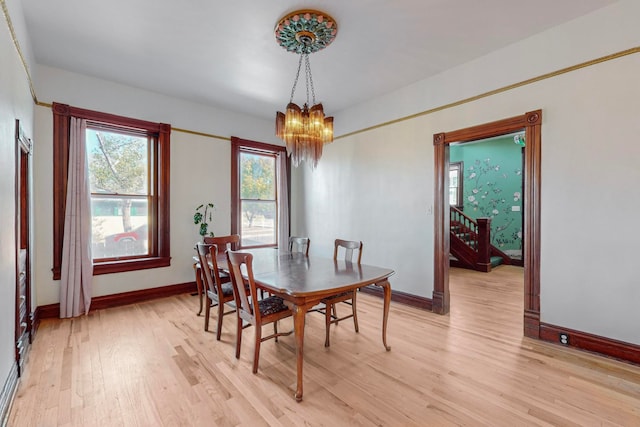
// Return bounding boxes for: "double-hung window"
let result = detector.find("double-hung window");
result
[449,161,463,209]
[231,137,289,249]
[52,103,171,278]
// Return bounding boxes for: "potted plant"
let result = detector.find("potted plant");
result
[194,202,215,238]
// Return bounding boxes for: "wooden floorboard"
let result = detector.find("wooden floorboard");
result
[9,266,640,426]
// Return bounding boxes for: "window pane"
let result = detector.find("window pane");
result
[449,170,458,187]
[86,129,148,195]
[240,152,275,200]
[449,188,458,205]
[240,200,276,247]
[449,162,463,207]
[91,197,149,259]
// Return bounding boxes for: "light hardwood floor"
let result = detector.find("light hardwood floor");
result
[8,266,640,426]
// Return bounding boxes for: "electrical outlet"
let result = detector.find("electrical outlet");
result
[559,333,569,345]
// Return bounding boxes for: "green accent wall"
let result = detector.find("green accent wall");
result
[450,136,523,258]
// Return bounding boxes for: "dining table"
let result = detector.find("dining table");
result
[218,247,395,401]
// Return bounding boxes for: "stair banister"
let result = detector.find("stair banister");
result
[450,206,492,272]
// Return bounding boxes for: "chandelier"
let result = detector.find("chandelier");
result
[275,10,337,168]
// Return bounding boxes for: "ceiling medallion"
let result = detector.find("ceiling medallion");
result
[275,10,338,55]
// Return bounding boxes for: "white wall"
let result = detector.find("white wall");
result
[35,64,280,145]
[538,55,640,342]
[292,119,435,297]
[0,0,35,400]
[294,0,640,344]
[32,67,280,305]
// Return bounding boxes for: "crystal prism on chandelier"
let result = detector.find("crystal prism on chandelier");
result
[274,10,337,168]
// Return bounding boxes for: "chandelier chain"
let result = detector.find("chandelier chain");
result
[305,54,317,105]
[289,53,305,103]
[288,53,318,106]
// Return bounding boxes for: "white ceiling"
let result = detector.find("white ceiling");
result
[22,0,616,121]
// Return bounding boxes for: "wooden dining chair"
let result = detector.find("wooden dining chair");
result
[195,243,236,340]
[321,239,363,347]
[288,236,310,256]
[203,234,239,253]
[226,250,293,374]
[193,234,240,316]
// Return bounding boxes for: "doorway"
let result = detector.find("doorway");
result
[15,120,32,376]
[450,133,525,266]
[433,110,542,338]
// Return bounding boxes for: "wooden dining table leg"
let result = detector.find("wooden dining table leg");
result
[378,279,392,351]
[291,303,307,401]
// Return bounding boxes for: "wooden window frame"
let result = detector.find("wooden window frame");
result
[231,136,288,249]
[52,102,171,279]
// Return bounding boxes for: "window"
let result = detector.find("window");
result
[239,151,277,246]
[449,161,463,208]
[87,126,150,260]
[52,103,171,278]
[231,137,288,249]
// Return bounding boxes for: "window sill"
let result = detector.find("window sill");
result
[93,257,171,275]
[53,257,171,279]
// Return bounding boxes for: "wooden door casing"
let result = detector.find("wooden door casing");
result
[15,119,32,376]
[433,110,542,339]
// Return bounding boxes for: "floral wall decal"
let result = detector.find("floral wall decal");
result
[450,137,523,258]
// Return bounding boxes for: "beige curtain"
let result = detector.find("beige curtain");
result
[277,151,289,251]
[60,117,93,318]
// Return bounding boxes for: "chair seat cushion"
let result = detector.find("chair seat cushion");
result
[209,282,247,299]
[258,296,289,316]
[219,283,234,297]
[207,283,233,301]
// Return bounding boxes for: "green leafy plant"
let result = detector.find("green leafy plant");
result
[194,202,215,237]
